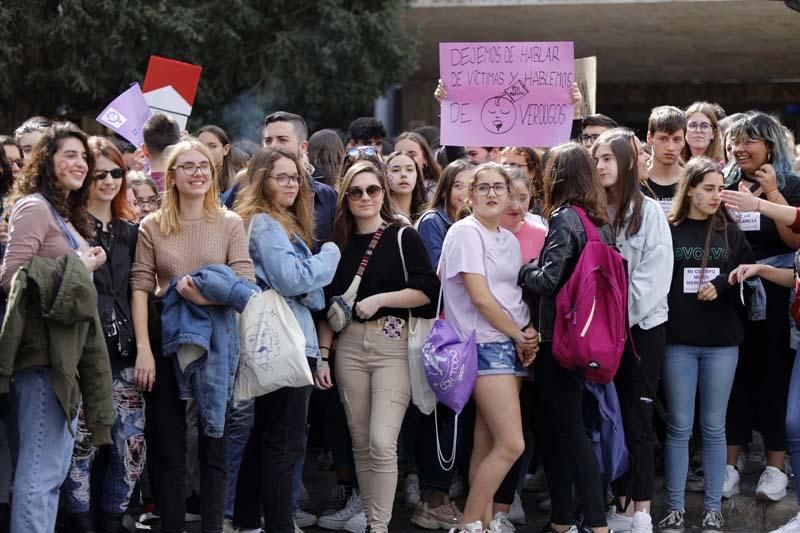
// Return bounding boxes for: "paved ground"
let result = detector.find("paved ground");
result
[139,449,797,532]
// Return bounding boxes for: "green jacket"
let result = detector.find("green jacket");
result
[0,254,114,445]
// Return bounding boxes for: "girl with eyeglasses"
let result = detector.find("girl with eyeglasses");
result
[681,102,724,165]
[592,129,673,533]
[129,139,255,533]
[386,151,427,222]
[721,111,800,506]
[441,162,538,533]
[233,147,340,533]
[1,123,111,533]
[61,136,142,533]
[518,143,614,533]
[128,175,160,221]
[317,161,439,533]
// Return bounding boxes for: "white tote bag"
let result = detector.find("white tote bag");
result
[398,227,437,415]
[234,218,313,402]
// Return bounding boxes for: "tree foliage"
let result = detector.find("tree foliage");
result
[0,0,418,137]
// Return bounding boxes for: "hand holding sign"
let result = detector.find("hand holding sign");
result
[439,42,574,148]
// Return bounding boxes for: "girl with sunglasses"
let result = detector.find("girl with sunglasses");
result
[317,161,439,533]
[441,162,538,533]
[61,136,142,533]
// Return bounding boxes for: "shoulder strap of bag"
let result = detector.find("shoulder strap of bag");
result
[573,205,601,243]
[398,226,409,282]
[34,193,80,251]
[356,222,388,278]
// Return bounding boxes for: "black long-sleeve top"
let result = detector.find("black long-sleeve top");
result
[667,217,754,347]
[324,224,439,322]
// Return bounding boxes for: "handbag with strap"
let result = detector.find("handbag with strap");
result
[398,226,437,415]
[327,223,387,332]
[234,216,312,402]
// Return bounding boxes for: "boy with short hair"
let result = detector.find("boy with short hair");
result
[646,106,687,214]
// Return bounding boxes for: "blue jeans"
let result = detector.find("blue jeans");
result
[786,348,800,504]
[663,344,738,511]
[63,369,146,514]
[10,367,75,533]
[225,399,255,519]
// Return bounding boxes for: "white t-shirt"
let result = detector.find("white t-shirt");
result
[439,216,530,344]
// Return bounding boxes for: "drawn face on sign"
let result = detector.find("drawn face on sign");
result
[481,95,516,135]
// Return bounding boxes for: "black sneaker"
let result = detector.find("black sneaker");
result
[658,509,685,533]
[701,509,724,533]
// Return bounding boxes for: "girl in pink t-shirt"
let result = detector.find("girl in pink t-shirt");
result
[500,169,547,263]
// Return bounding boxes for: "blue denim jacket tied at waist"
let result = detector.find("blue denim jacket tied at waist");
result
[161,264,259,438]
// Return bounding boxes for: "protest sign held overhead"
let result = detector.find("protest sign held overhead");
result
[96,83,151,147]
[439,42,574,148]
[142,55,202,130]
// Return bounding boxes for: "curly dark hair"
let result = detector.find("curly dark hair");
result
[15,122,95,239]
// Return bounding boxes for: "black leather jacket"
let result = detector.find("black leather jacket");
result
[518,205,615,341]
[90,216,138,370]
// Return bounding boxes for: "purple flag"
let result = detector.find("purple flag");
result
[96,83,151,147]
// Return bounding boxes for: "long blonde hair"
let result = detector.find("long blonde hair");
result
[235,147,314,247]
[155,139,222,236]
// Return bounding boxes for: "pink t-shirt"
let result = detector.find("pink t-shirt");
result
[513,221,547,263]
[439,216,530,344]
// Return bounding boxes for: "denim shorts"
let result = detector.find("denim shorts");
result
[476,341,528,377]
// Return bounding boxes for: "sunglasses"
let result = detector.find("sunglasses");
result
[93,168,126,181]
[347,146,379,158]
[345,185,383,199]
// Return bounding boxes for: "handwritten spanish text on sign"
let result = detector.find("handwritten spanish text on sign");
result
[439,42,574,148]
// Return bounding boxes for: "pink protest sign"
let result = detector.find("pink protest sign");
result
[439,42,574,148]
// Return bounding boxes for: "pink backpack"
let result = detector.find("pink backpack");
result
[553,206,628,384]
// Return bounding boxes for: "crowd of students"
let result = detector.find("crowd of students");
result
[0,88,799,533]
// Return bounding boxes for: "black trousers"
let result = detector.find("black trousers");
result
[415,403,460,492]
[146,354,228,533]
[611,324,665,504]
[726,280,794,451]
[234,378,313,533]
[534,342,606,528]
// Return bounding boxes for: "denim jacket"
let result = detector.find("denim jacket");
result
[416,207,453,270]
[161,265,259,437]
[614,196,673,330]
[249,213,340,366]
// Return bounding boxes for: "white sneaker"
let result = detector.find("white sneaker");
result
[343,511,368,533]
[771,511,800,533]
[223,518,236,533]
[722,465,740,499]
[757,466,789,501]
[405,473,421,508]
[489,512,515,533]
[631,510,653,533]
[508,492,526,525]
[449,520,483,533]
[294,522,305,533]
[294,509,318,528]
[606,506,633,532]
[319,493,363,530]
[322,485,350,516]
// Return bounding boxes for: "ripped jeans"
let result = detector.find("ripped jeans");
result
[63,368,146,514]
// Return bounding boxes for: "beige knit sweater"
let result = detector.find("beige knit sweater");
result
[130,209,255,296]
